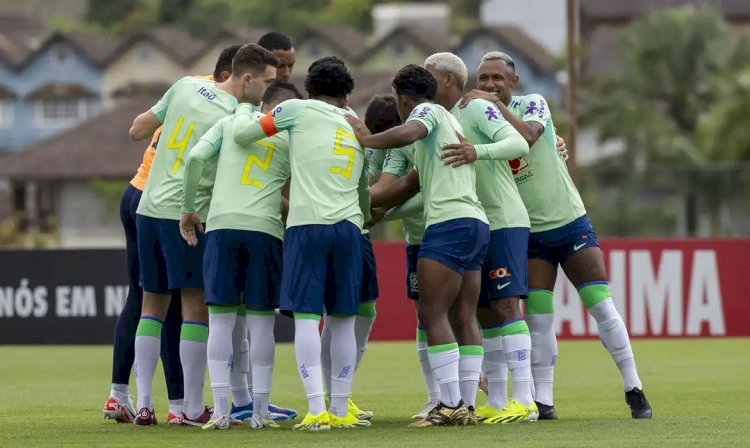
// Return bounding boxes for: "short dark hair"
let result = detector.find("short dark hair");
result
[257,31,293,51]
[213,44,242,80]
[364,94,401,134]
[262,80,305,105]
[305,63,354,99]
[392,64,437,101]
[232,43,279,76]
[307,56,346,73]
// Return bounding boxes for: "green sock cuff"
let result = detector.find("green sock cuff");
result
[416,328,428,342]
[500,320,530,336]
[578,283,611,309]
[294,312,321,321]
[180,323,208,343]
[136,318,162,338]
[237,306,247,317]
[481,326,503,339]
[526,289,554,314]
[208,305,238,314]
[459,345,484,356]
[427,342,459,354]
[357,301,377,318]
[246,308,274,316]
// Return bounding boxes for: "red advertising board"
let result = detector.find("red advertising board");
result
[369,239,750,340]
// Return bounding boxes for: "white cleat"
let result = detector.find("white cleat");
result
[411,399,440,421]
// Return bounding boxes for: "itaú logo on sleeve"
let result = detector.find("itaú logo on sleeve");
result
[488,267,511,280]
[508,158,528,175]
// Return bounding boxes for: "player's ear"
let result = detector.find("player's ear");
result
[243,72,254,86]
[510,74,520,89]
[219,70,231,82]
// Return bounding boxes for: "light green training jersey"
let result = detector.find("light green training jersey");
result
[406,102,487,228]
[382,145,425,245]
[182,105,290,240]
[233,98,369,229]
[137,76,238,221]
[451,98,530,230]
[506,94,586,232]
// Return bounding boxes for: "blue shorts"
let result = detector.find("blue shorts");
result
[360,233,379,303]
[479,228,529,307]
[405,244,420,300]
[136,215,205,294]
[419,218,490,274]
[528,215,600,266]
[279,221,362,317]
[203,229,282,310]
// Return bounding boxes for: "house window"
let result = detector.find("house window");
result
[136,42,154,62]
[35,99,87,125]
[0,100,13,127]
[392,38,407,57]
[50,44,72,66]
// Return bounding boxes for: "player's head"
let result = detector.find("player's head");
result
[260,80,305,112]
[305,62,354,108]
[231,43,279,105]
[424,52,468,106]
[307,56,346,73]
[213,44,242,82]
[477,51,519,105]
[258,31,295,81]
[364,94,402,134]
[391,64,437,121]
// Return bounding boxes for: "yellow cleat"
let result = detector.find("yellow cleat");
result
[475,403,503,421]
[292,412,330,431]
[348,397,373,421]
[483,399,538,425]
[329,412,371,429]
[409,402,469,427]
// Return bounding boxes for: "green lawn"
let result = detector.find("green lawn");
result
[1,339,748,447]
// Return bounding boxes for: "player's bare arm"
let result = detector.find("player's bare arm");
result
[348,116,427,150]
[460,89,544,146]
[129,111,162,142]
[371,169,420,210]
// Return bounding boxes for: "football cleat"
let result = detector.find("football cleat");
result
[292,412,331,431]
[411,399,440,421]
[268,402,298,420]
[202,415,231,430]
[167,411,182,425]
[103,396,136,423]
[329,412,371,429]
[625,388,652,419]
[535,401,558,420]
[466,406,478,425]
[249,415,280,429]
[348,397,373,421]
[483,399,537,425]
[231,402,292,422]
[475,404,502,422]
[133,407,157,426]
[181,407,213,427]
[409,401,469,427]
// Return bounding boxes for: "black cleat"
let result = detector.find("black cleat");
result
[535,401,558,420]
[625,388,652,419]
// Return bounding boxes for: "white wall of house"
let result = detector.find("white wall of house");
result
[58,181,124,248]
[481,0,567,55]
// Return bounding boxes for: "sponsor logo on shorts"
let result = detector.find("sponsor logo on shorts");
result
[409,272,419,293]
[573,242,587,251]
[497,282,512,291]
[488,267,511,280]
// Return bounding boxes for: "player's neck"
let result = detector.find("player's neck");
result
[217,77,241,101]
[310,95,346,108]
[441,88,463,109]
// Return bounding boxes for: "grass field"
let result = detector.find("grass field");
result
[1,339,749,447]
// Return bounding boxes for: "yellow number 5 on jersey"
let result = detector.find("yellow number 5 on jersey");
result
[241,140,275,188]
[166,115,195,173]
[330,127,356,180]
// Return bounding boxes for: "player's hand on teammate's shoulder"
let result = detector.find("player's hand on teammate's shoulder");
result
[179,212,204,246]
[346,115,371,145]
[459,89,500,108]
[441,131,477,167]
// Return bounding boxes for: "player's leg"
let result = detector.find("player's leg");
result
[133,215,172,426]
[452,269,483,424]
[161,292,184,423]
[560,216,651,419]
[105,184,141,423]
[477,308,508,420]
[321,316,333,402]
[229,307,253,421]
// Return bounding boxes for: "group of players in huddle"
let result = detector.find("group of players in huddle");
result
[102,30,652,431]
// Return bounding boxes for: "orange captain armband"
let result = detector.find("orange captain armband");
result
[259,112,278,136]
[130,128,161,191]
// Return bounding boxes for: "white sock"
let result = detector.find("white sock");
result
[110,383,128,403]
[354,314,376,371]
[328,316,357,417]
[294,317,326,415]
[248,314,275,419]
[230,316,252,408]
[134,321,161,411]
[428,345,461,407]
[458,346,483,408]
[527,313,557,406]
[207,312,236,418]
[181,323,209,419]
[245,326,253,401]
[482,334,508,410]
[503,333,533,407]
[417,330,441,401]
[320,316,333,401]
[168,399,183,416]
[588,299,642,390]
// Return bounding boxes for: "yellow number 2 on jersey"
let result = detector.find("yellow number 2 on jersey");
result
[330,127,356,180]
[166,115,195,174]
[241,140,276,188]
